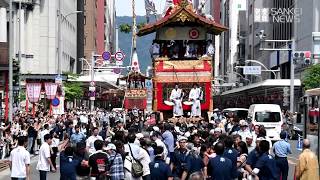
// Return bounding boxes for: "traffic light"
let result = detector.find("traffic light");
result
[293,51,312,65]
[304,51,311,64]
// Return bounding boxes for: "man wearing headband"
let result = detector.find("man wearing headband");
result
[170,83,184,117]
[188,84,202,117]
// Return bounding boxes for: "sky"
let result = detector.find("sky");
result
[116,0,164,16]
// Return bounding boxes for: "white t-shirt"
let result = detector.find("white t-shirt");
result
[10,146,30,178]
[86,135,103,154]
[51,138,60,148]
[36,142,51,171]
[40,129,50,144]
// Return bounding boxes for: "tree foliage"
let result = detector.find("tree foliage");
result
[119,23,132,33]
[302,64,320,90]
[119,22,146,34]
[64,72,84,101]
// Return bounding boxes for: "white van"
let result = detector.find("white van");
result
[248,104,283,141]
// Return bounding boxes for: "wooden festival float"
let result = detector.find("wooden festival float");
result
[119,71,150,111]
[137,0,227,122]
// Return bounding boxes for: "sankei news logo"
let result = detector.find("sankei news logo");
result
[254,8,302,23]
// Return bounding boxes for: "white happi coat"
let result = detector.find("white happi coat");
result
[189,88,202,117]
[170,88,183,116]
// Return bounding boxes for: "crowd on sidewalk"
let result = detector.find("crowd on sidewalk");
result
[3,108,320,180]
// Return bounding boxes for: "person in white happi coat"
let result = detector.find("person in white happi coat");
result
[189,84,202,117]
[170,84,184,117]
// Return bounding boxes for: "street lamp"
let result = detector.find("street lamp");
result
[58,7,83,76]
[233,71,251,84]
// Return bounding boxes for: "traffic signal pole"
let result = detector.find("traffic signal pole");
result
[290,39,295,113]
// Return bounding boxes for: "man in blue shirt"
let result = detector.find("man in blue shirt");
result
[208,141,232,180]
[60,146,81,180]
[251,140,279,180]
[70,125,86,146]
[162,123,175,159]
[273,131,291,180]
[223,136,238,178]
[171,136,189,179]
[245,137,264,174]
[149,146,173,180]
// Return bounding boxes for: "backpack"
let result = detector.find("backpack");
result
[128,145,143,178]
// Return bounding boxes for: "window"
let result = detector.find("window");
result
[84,15,86,25]
[84,0,86,5]
[255,112,281,122]
[249,25,252,34]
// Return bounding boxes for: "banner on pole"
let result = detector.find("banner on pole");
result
[44,83,58,100]
[26,83,42,103]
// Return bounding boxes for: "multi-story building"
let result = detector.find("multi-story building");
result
[81,0,116,63]
[219,0,247,83]
[4,0,79,77]
[0,0,9,108]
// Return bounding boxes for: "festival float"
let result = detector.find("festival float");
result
[137,0,227,120]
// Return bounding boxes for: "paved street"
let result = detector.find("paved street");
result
[0,140,301,180]
[0,155,60,179]
[288,140,301,179]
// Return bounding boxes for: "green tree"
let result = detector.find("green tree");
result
[302,64,320,90]
[119,22,146,34]
[64,73,84,101]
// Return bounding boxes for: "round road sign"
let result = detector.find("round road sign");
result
[102,51,111,61]
[115,51,125,61]
[52,97,60,107]
[113,68,121,74]
[90,81,95,87]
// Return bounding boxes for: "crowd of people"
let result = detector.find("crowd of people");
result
[3,108,320,180]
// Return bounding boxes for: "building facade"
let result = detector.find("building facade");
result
[10,0,79,76]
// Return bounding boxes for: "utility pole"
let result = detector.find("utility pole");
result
[18,0,22,106]
[8,0,13,123]
[290,39,295,113]
[58,0,62,76]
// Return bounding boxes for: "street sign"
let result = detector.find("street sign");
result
[55,75,63,84]
[145,80,152,89]
[116,60,123,66]
[115,51,125,61]
[113,68,121,74]
[102,51,111,61]
[89,86,96,92]
[243,66,261,75]
[90,97,95,101]
[52,97,60,107]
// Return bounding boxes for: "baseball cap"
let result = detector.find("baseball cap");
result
[104,143,116,151]
[239,120,248,127]
[136,133,144,139]
[178,136,188,142]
